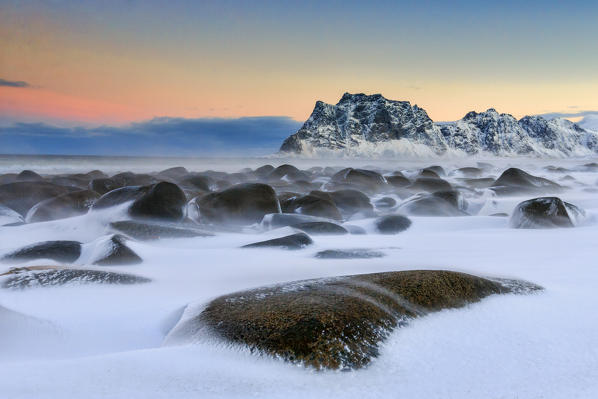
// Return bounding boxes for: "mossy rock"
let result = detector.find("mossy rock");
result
[167,270,541,370]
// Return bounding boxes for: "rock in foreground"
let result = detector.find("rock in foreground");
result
[166,270,540,370]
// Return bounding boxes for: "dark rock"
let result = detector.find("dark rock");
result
[490,213,509,217]
[3,241,82,263]
[242,233,313,250]
[167,270,540,370]
[407,177,453,193]
[111,172,156,187]
[1,266,150,289]
[93,235,143,265]
[330,168,387,193]
[268,164,310,182]
[343,225,367,235]
[375,214,412,234]
[491,168,561,195]
[292,222,348,235]
[254,165,275,178]
[281,194,342,221]
[312,189,373,217]
[178,174,213,192]
[157,167,189,180]
[386,175,411,188]
[0,182,76,216]
[315,249,385,259]
[375,197,397,209]
[418,169,440,179]
[129,182,186,221]
[509,197,584,228]
[92,186,150,210]
[198,183,279,225]
[110,220,214,241]
[48,175,89,189]
[26,190,99,222]
[89,178,122,195]
[453,167,483,177]
[261,213,333,229]
[398,191,468,216]
[16,170,44,182]
[423,165,445,176]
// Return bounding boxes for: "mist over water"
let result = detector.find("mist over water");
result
[1,155,598,398]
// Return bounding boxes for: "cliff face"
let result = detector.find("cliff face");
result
[280,93,598,157]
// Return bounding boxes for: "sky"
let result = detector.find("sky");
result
[1,0,598,154]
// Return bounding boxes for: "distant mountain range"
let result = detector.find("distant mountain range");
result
[280,93,598,157]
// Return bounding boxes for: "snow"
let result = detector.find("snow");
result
[1,158,598,398]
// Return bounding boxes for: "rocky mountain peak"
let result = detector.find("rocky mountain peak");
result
[280,93,598,157]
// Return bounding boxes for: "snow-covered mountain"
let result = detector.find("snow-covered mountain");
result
[280,93,598,157]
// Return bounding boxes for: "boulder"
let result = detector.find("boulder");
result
[178,174,213,192]
[92,235,143,265]
[491,168,561,196]
[315,249,385,259]
[330,168,387,193]
[110,220,213,241]
[111,172,156,187]
[261,213,333,229]
[92,186,150,210]
[407,177,453,193]
[309,189,373,217]
[375,214,412,234]
[166,270,540,370]
[242,233,313,249]
[129,182,187,221]
[0,181,76,216]
[374,197,397,209]
[198,183,279,225]
[386,175,411,188]
[1,266,150,289]
[16,170,44,182]
[291,221,348,235]
[268,164,310,182]
[398,191,468,216]
[26,190,99,222]
[3,241,82,263]
[89,178,122,195]
[509,197,585,228]
[156,166,189,181]
[281,194,342,221]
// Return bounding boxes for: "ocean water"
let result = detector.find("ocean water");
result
[1,155,598,398]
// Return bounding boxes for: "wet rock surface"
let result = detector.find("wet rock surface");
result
[167,270,541,370]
